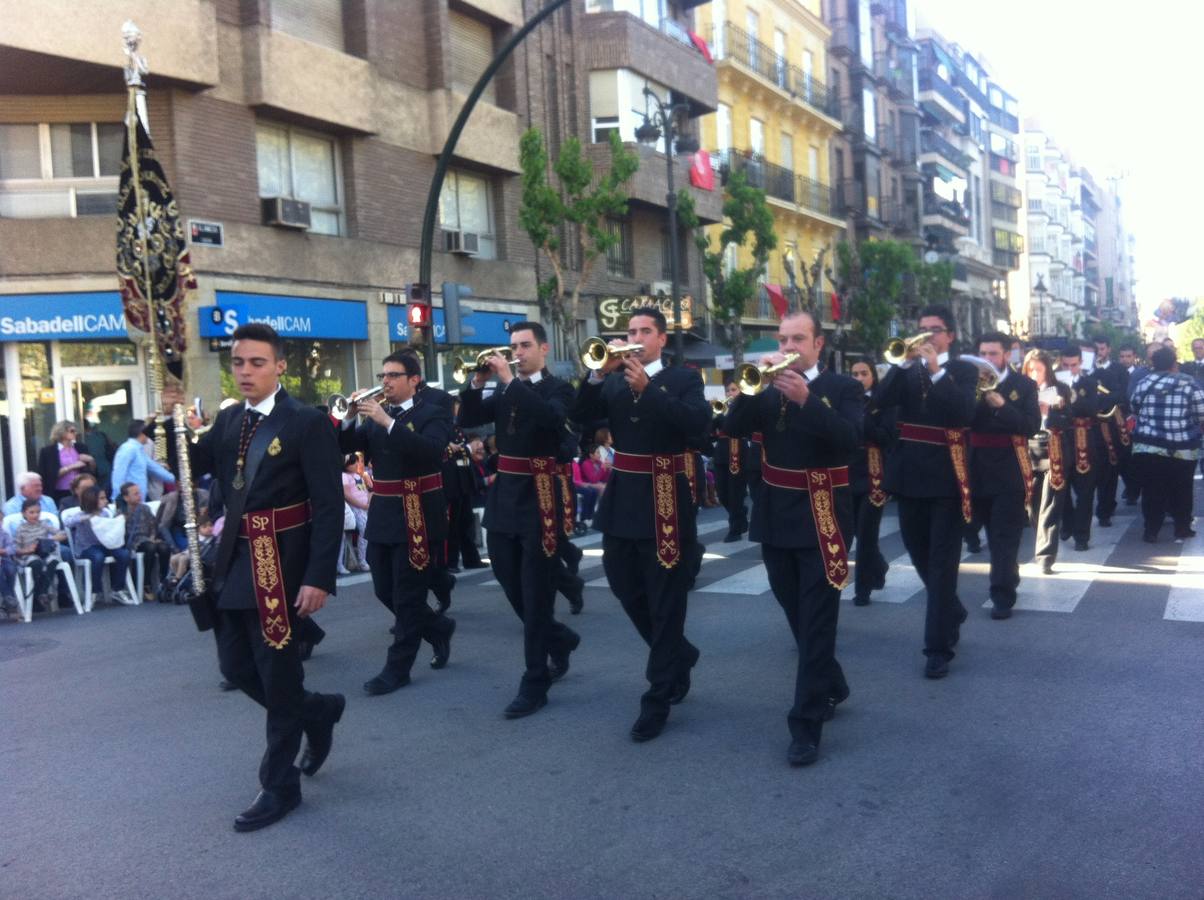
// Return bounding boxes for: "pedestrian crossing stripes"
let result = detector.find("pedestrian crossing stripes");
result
[1163,530,1204,622]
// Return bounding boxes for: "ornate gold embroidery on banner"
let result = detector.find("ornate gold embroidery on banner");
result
[728,438,740,475]
[652,457,681,569]
[402,481,430,570]
[867,443,886,508]
[1012,435,1034,508]
[1048,428,1066,491]
[1074,423,1091,475]
[532,457,558,558]
[946,429,973,524]
[807,469,849,589]
[1099,418,1118,466]
[246,510,291,650]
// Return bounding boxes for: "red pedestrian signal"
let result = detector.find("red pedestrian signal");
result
[408,303,431,327]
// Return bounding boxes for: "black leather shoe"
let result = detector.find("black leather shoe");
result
[429,618,456,669]
[990,606,1013,620]
[549,631,581,682]
[722,530,743,543]
[233,789,301,833]
[1098,517,1112,528]
[363,671,410,695]
[219,680,238,692]
[853,594,870,607]
[503,695,547,719]
[1074,540,1089,552]
[924,656,950,679]
[564,576,585,615]
[630,714,666,743]
[788,739,819,767]
[300,694,345,777]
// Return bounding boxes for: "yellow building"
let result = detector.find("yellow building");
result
[695,0,846,335]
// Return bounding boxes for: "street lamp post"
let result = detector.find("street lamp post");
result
[636,86,697,365]
[1032,275,1048,341]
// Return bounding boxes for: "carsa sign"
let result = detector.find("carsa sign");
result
[0,291,128,341]
[387,307,522,346]
[199,291,368,340]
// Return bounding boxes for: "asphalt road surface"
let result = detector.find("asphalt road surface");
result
[3,486,1202,899]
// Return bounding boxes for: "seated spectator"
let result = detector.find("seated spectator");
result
[574,443,610,524]
[467,438,489,509]
[593,427,615,466]
[0,524,19,618]
[58,472,98,512]
[37,421,96,504]
[121,482,173,601]
[13,497,67,613]
[4,472,60,517]
[110,419,175,500]
[167,513,214,585]
[340,455,370,573]
[73,485,133,606]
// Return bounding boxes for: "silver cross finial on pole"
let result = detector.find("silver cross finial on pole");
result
[122,20,148,88]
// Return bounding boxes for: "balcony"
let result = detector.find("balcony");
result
[992,249,1020,271]
[874,53,915,101]
[988,106,1020,135]
[710,24,840,121]
[920,131,971,171]
[922,195,970,232]
[880,199,920,234]
[585,142,723,223]
[877,124,898,158]
[917,71,965,122]
[897,131,918,165]
[711,149,838,219]
[828,20,861,59]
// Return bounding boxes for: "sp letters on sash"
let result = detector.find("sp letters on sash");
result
[557,464,575,538]
[531,456,559,558]
[653,455,681,569]
[1048,428,1066,491]
[806,469,850,590]
[1073,418,1092,475]
[866,443,886,508]
[246,509,293,650]
[1011,435,1035,508]
[400,479,432,570]
[729,438,741,475]
[946,429,973,524]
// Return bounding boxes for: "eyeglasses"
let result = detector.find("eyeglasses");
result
[925,327,949,335]
[377,372,407,381]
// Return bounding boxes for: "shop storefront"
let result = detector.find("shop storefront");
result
[387,305,527,386]
[199,290,368,407]
[0,290,149,497]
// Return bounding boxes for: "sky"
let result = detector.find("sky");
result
[915,0,1204,313]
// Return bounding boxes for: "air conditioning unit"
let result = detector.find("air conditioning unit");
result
[262,197,311,230]
[443,229,480,256]
[650,280,672,297]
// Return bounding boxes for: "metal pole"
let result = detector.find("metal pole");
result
[417,0,572,380]
[665,111,683,364]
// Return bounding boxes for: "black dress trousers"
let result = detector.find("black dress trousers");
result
[898,496,966,661]
[366,542,452,677]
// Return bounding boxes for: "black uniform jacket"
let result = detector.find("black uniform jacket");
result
[850,392,897,496]
[1094,361,1129,412]
[339,395,451,545]
[726,371,862,549]
[570,362,710,541]
[458,372,574,537]
[873,359,978,499]
[1065,373,1105,468]
[969,369,1041,497]
[711,414,753,473]
[191,388,343,609]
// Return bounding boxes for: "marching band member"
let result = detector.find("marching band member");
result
[1091,335,1130,528]
[1023,350,1073,574]
[848,360,893,607]
[1056,346,1101,552]
[570,307,710,742]
[457,322,582,718]
[726,311,862,766]
[340,352,456,696]
[712,382,750,543]
[969,332,1040,620]
[872,305,977,679]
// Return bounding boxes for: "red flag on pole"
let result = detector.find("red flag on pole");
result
[689,150,715,191]
[830,291,843,322]
[766,284,788,319]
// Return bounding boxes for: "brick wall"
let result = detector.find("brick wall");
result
[170,92,261,226]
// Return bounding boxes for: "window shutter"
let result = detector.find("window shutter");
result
[272,0,345,52]
[449,11,496,104]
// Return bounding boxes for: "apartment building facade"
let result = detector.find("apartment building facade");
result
[0,0,721,493]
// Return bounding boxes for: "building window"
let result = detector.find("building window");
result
[749,118,765,155]
[593,116,620,143]
[0,121,123,218]
[449,10,496,104]
[271,0,346,51]
[256,122,344,236]
[746,10,760,69]
[439,169,497,260]
[716,103,732,152]
[589,69,670,150]
[857,0,873,68]
[861,88,877,143]
[605,217,633,277]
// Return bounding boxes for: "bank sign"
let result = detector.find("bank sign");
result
[0,291,129,341]
[200,291,369,340]
[387,306,521,346]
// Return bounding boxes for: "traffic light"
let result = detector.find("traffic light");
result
[441,281,476,344]
[407,302,430,328]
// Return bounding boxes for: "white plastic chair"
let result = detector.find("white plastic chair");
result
[3,511,83,621]
[63,519,140,612]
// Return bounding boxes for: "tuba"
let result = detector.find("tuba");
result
[328,385,385,420]
[580,336,644,371]
[451,346,517,384]
[959,355,1003,399]
[735,353,800,396]
[883,332,935,366]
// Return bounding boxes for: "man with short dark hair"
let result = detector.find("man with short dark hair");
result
[872,305,978,679]
[1117,345,1142,502]
[189,322,345,832]
[340,351,457,694]
[1180,338,1204,383]
[1057,345,1101,551]
[571,306,710,741]
[1090,335,1129,527]
[111,418,176,499]
[1130,347,1204,542]
[970,332,1040,619]
[458,321,581,718]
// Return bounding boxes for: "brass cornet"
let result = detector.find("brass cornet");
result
[328,385,385,420]
[959,355,1003,399]
[451,346,517,384]
[580,336,644,371]
[735,353,800,396]
[883,332,935,366]
[711,398,728,416]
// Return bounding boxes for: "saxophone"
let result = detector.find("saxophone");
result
[172,403,205,596]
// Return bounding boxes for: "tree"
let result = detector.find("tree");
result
[518,128,639,364]
[678,169,776,366]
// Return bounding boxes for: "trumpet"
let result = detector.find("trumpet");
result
[883,332,935,366]
[735,353,800,396]
[451,346,517,384]
[328,385,385,420]
[1096,383,1119,419]
[580,337,644,371]
[959,355,1003,399]
[711,398,729,416]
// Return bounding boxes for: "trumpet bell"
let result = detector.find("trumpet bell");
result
[451,346,516,384]
[735,353,800,396]
[958,355,1003,398]
[328,385,385,419]
[710,399,728,416]
[579,337,644,371]
[883,332,935,366]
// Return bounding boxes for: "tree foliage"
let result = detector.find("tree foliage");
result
[518,128,639,355]
[678,169,777,366]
